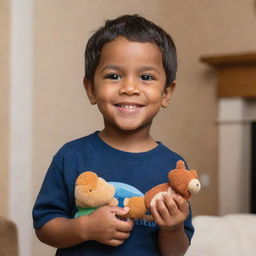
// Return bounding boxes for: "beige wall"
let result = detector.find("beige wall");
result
[2,0,256,255]
[0,0,10,217]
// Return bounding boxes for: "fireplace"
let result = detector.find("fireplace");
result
[201,53,256,215]
[251,121,256,213]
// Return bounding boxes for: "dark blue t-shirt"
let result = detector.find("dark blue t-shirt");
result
[33,131,194,255]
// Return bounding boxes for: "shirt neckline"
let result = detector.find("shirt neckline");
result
[91,131,165,160]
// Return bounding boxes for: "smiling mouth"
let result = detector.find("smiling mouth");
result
[114,103,144,109]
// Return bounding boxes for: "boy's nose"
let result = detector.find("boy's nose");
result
[119,79,140,96]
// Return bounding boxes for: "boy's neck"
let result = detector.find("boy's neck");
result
[98,127,158,153]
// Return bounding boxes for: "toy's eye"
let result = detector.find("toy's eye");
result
[89,189,92,192]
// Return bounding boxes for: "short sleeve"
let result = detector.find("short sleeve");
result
[32,158,72,229]
[184,203,194,243]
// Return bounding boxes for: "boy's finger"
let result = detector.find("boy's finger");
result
[109,206,130,216]
[108,239,124,247]
[116,218,134,232]
[150,199,165,223]
[173,194,189,214]
[114,230,131,240]
[112,206,130,215]
[163,194,179,216]
[150,204,161,222]
[155,197,172,220]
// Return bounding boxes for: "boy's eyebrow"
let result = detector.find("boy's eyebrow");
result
[101,65,121,72]
[138,66,161,75]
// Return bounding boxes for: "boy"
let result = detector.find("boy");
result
[33,14,194,256]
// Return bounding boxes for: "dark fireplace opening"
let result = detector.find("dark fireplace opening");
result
[251,121,256,213]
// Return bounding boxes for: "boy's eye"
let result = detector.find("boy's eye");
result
[140,74,155,81]
[104,74,121,80]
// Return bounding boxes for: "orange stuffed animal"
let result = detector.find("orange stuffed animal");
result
[125,160,201,219]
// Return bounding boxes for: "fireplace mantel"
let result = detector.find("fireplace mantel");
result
[201,52,256,215]
[201,52,256,98]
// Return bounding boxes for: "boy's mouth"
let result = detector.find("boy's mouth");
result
[113,102,145,114]
[114,103,144,109]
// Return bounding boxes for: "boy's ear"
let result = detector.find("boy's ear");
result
[83,78,97,105]
[161,81,175,108]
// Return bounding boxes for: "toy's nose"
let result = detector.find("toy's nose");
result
[188,179,201,194]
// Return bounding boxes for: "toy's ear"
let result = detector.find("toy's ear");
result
[83,78,97,105]
[76,171,98,189]
[191,170,199,179]
[176,160,186,169]
[161,81,175,108]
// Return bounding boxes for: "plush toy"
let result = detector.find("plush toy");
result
[74,160,201,220]
[144,160,201,209]
[123,160,201,219]
[74,171,118,217]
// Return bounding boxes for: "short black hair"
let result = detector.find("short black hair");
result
[84,14,177,87]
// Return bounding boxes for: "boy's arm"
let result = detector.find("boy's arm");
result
[35,206,134,248]
[36,216,89,248]
[150,194,190,256]
[158,225,189,256]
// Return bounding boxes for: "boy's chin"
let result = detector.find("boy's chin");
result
[114,122,152,133]
[104,118,153,133]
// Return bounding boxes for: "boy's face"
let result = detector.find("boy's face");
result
[84,36,174,132]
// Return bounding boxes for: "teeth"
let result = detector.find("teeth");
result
[120,105,137,109]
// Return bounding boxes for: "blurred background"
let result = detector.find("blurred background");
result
[1,0,256,255]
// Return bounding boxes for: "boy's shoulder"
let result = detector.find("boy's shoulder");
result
[55,131,97,157]
[158,142,185,162]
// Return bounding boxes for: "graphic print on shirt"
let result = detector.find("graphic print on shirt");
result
[109,182,156,227]
[75,181,156,228]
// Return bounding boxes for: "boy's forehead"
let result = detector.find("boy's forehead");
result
[98,37,163,69]
[102,36,160,52]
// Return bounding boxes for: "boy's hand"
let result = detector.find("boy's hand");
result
[150,193,189,232]
[82,206,134,247]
